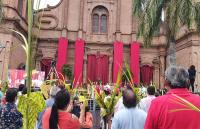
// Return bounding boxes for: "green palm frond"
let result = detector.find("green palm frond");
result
[18,92,45,129]
[89,72,122,117]
[133,0,200,47]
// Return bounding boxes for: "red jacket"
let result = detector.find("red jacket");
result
[145,88,200,129]
[42,108,80,129]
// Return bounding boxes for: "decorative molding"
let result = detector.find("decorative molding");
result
[2,5,28,25]
[35,14,59,30]
[87,0,115,4]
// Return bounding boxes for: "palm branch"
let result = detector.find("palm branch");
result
[133,0,200,65]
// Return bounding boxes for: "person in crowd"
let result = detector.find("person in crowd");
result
[111,88,147,129]
[42,89,85,129]
[188,65,196,92]
[0,88,23,129]
[139,86,156,112]
[114,85,128,113]
[37,86,61,129]
[71,96,81,118]
[145,65,200,129]
[18,84,25,95]
[0,87,3,108]
[82,106,93,129]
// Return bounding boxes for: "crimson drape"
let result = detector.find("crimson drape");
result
[141,65,154,85]
[96,55,109,84]
[87,55,96,82]
[130,42,140,85]
[113,41,123,83]
[87,55,109,84]
[40,58,52,78]
[74,39,85,86]
[56,37,68,74]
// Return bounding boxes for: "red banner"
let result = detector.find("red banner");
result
[113,41,123,83]
[74,39,85,87]
[131,42,140,85]
[56,37,68,74]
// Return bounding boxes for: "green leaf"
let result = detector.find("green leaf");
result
[17,92,45,129]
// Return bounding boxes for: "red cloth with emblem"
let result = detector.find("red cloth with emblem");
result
[145,88,200,129]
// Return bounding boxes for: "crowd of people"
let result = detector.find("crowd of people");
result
[0,65,200,129]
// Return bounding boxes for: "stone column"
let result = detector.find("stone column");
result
[153,58,159,89]
[116,0,121,41]
[0,41,10,80]
[109,57,113,83]
[159,50,166,88]
[78,0,84,39]
[35,49,43,70]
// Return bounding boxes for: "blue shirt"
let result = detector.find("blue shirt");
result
[0,91,3,100]
[112,107,147,129]
[37,98,55,129]
[0,103,23,129]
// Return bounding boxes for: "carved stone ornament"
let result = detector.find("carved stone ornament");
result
[35,14,58,30]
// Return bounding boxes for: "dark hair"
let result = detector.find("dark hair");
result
[190,65,195,70]
[6,88,18,103]
[123,89,137,108]
[155,91,160,97]
[49,89,70,129]
[18,84,25,92]
[147,86,155,95]
[22,87,27,94]
[58,85,65,90]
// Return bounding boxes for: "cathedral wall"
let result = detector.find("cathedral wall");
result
[120,0,132,35]
[9,36,26,69]
[67,0,81,31]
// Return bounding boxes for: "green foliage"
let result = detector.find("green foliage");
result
[1,81,8,94]
[122,64,134,85]
[0,0,3,22]
[62,64,72,80]
[17,92,45,129]
[133,0,200,47]
[91,72,122,117]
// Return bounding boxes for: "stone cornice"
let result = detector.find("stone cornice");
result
[176,32,200,52]
[2,5,28,25]
[1,17,27,37]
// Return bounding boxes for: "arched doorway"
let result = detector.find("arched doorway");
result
[40,57,52,78]
[87,54,109,84]
[140,65,154,86]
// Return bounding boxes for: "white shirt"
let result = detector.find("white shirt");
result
[114,97,125,113]
[112,107,147,129]
[139,95,156,112]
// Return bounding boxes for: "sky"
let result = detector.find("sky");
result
[33,0,61,10]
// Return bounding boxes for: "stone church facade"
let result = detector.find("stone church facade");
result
[0,0,200,88]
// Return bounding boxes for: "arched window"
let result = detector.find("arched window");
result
[92,6,108,34]
[92,14,99,33]
[101,15,107,33]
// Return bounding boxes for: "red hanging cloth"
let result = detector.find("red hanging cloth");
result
[56,37,68,74]
[40,58,52,78]
[96,55,109,84]
[87,55,96,82]
[141,65,154,85]
[113,41,123,83]
[130,42,140,85]
[74,39,85,87]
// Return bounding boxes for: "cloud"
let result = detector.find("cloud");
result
[34,0,61,10]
